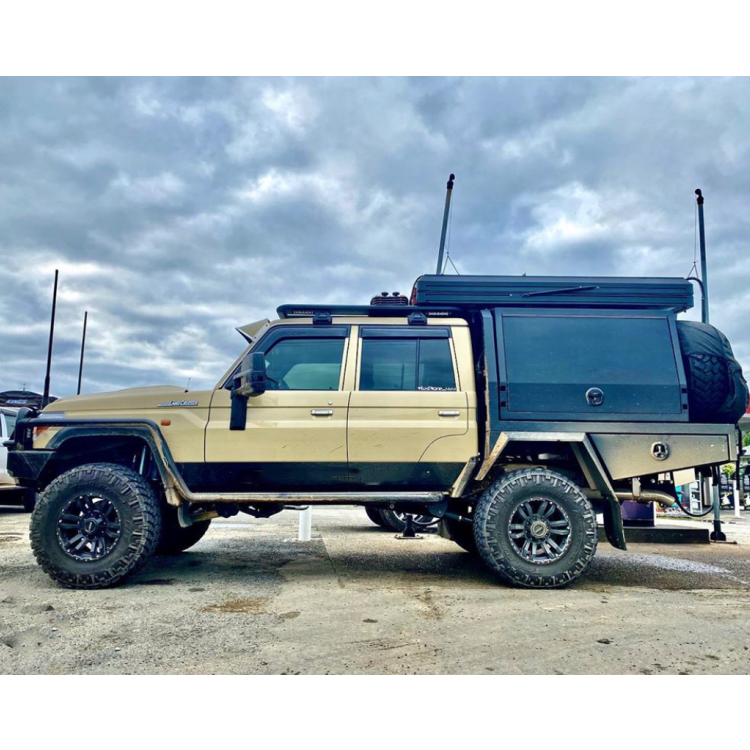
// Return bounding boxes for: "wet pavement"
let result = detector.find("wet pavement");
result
[1,505,750,674]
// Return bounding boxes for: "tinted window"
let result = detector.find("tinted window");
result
[4,413,16,435]
[360,338,456,391]
[263,338,344,391]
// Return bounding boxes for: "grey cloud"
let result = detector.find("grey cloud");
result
[1,77,748,397]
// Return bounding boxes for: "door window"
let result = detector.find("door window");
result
[264,338,345,391]
[359,337,456,391]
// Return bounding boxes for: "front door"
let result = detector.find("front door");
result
[347,325,476,490]
[205,327,351,491]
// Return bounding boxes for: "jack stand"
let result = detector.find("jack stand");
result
[709,477,730,543]
[396,514,422,540]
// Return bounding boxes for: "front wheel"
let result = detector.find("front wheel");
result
[473,469,598,588]
[30,463,162,589]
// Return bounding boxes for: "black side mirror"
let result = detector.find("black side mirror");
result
[229,352,267,431]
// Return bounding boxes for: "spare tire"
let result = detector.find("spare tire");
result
[677,320,748,424]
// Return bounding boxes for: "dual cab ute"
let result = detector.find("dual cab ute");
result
[7,274,747,589]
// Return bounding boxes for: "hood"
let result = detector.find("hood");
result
[43,385,195,413]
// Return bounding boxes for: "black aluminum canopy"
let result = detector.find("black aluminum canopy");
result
[411,275,694,312]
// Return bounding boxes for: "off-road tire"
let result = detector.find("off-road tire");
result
[474,468,598,588]
[30,463,162,589]
[378,509,438,533]
[441,516,478,554]
[365,507,387,528]
[685,354,728,422]
[158,506,211,554]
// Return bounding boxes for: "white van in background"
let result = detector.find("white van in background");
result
[1,408,34,510]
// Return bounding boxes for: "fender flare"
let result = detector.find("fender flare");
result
[475,430,626,550]
[14,417,187,506]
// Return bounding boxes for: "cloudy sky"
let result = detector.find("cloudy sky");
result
[1,77,749,397]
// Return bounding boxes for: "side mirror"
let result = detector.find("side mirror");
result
[229,352,267,431]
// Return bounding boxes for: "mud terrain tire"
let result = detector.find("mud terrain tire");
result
[474,468,597,588]
[365,507,387,527]
[30,463,162,589]
[442,516,478,554]
[158,506,211,554]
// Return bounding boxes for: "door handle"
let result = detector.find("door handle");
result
[310,409,334,417]
[438,410,461,417]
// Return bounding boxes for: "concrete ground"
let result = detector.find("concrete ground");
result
[2,504,750,675]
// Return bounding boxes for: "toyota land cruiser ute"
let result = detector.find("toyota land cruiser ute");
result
[6,275,747,589]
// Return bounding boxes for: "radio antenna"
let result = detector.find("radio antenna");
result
[42,269,59,408]
[77,311,88,395]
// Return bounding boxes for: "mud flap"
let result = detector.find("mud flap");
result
[601,499,627,551]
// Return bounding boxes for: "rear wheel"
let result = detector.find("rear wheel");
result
[365,507,387,528]
[158,506,211,554]
[474,468,597,588]
[378,510,438,532]
[30,463,162,589]
[441,516,477,554]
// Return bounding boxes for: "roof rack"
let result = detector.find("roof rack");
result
[276,304,464,320]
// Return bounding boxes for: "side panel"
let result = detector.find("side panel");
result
[204,389,350,489]
[591,432,732,480]
[34,392,212,463]
[494,308,688,422]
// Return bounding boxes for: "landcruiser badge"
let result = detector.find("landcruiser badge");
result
[158,400,199,407]
[651,442,670,460]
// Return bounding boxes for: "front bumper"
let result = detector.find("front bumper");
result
[7,450,53,485]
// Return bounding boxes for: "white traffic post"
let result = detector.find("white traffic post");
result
[298,506,312,541]
[734,476,741,518]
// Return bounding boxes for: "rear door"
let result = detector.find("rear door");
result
[347,325,474,490]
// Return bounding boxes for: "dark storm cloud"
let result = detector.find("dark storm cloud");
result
[1,76,749,396]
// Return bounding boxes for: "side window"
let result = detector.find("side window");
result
[359,336,456,391]
[4,413,16,436]
[264,338,345,391]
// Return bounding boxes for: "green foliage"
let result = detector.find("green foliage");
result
[722,463,735,477]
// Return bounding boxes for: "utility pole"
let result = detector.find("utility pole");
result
[42,270,59,409]
[435,173,455,274]
[77,311,88,395]
[696,189,709,324]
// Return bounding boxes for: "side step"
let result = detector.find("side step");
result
[181,491,445,505]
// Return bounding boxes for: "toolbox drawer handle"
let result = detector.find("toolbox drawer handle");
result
[310,409,334,417]
[438,410,461,417]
